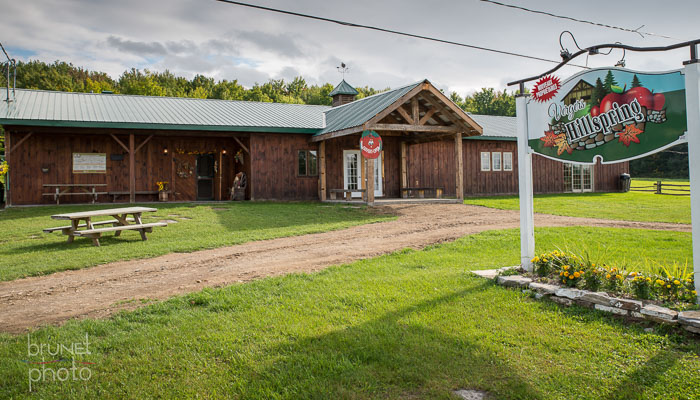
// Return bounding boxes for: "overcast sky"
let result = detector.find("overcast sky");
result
[1,0,698,96]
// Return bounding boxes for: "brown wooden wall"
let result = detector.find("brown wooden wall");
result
[249,133,319,200]
[6,128,249,205]
[407,139,457,196]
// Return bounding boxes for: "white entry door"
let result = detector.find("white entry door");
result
[566,163,593,193]
[343,150,383,198]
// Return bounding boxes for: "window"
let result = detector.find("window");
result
[480,152,490,171]
[503,152,513,171]
[297,150,318,176]
[492,152,502,171]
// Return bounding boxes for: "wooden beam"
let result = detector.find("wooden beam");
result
[365,81,427,126]
[366,158,375,206]
[310,126,363,142]
[110,133,129,152]
[368,123,458,133]
[422,94,462,126]
[9,132,32,153]
[411,97,420,124]
[418,108,437,125]
[395,105,413,124]
[455,132,464,201]
[134,134,154,154]
[233,136,249,153]
[408,132,458,144]
[400,141,407,198]
[425,85,483,135]
[129,134,135,204]
[319,141,326,201]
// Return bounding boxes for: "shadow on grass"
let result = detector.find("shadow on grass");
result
[232,283,544,399]
[605,350,682,400]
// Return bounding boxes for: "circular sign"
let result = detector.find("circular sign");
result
[360,130,382,159]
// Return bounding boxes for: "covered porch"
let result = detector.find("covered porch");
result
[311,80,482,205]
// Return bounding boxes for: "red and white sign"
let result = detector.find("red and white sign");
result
[360,130,382,159]
[532,75,561,103]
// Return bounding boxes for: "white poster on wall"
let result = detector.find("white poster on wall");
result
[72,153,106,174]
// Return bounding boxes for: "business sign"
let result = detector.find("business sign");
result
[360,130,382,159]
[526,68,687,163]
[72,153,106,173]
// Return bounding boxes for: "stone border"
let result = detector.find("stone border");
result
[472,269,700,335]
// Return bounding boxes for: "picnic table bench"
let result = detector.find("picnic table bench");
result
[400,187,444,199]
[45,207,167,247]
[329,188,366,201]
[42,184,107,204]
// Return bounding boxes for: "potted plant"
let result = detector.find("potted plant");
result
[156,181,169,202]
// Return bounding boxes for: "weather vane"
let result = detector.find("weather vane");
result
[337,62,349,79]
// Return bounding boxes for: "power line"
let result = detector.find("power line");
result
[213,0,589,69]
[479,0,681,40]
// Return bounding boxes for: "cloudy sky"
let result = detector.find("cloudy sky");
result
[1,0,698,95]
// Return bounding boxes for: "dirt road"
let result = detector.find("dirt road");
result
[0,204,689,333]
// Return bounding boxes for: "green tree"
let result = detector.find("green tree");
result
[603,70,617,94]
[463,88,516,116]
[117,69,166,96]
[591,78,606,106]
[449,92,464,108]
[631,74,642,88]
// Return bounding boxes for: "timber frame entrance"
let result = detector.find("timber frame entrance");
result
[312,80,482,205]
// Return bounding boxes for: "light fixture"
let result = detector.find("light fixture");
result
[163,147,168,155]
[560,49,572,62]
[222,149,227,155]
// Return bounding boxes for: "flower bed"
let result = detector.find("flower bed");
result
[531,250,697,307]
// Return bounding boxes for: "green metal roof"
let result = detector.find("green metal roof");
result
[328,80,359,96]
[466,114,516,139]
[319,80,424,135]
[0,88,329,133]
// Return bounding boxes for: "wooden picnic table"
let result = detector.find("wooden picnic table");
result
[45,207,167,247]
[42,184,108,204]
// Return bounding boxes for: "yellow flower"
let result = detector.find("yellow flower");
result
[656,280,665,286]
[559,272,564,276]
[667,285,671,289]
[564,272,569,277]
[606,274,611,279]
[616,275,622,280]
[573,272,581,278]
[563,265,570,270]
[629,272,637,277]
[592,263,596,268]
[646,278,652,283]
[569,275,574,280]
[674,280,681,285]
[693,290,697,295]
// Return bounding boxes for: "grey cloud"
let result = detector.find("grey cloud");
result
[106,36,168,56]
[236,31,303,58]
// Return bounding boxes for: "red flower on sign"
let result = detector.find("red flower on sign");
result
[618,124,643,147]
[532,75,561,103]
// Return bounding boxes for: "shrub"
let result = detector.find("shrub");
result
[559,264,585,287]
[629,272,653,300]
[583,267,605,292]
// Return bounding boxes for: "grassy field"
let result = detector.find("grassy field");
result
[1,227,697,399]
[464,190,691,224]
[630,178,691,196]
[0,202,392,282]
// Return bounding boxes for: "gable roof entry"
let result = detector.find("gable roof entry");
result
[328,80,359,97]
[0,88,330,133]
[320,81,424,135]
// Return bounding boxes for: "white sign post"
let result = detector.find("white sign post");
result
[516,90,535,272]
[684,60,700,301]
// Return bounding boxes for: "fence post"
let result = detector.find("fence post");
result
[656,180,662,194]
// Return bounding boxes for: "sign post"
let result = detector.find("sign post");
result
[684,58,700,298]
[516,87,535,272]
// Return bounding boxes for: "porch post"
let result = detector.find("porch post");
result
[319,141,326,201]
[366,157,375,205]
[684,59,700,301]
[455,132,464,200]
[400,141,407,198]
[129,133,135,203]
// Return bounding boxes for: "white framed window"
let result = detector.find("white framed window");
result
[480,152,490,171]
[492,152,502,171]
[503,152,513,171]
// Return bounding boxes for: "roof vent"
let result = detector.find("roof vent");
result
[329,79,359,107]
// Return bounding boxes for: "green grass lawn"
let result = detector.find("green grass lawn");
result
[0,202,392,282]
[465,191,691,224]
[1,227,697,399]
[631,178,691,196]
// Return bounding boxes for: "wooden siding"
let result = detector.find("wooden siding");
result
[249,133,319,200]
[5,127,248,205]
[407,139,457,196]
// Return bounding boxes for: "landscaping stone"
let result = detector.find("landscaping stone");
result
[528,282,559,295]
[630,311,645,320]
[609,297,643,311]
[549,296,573,306]
[496,275,532,288]
[471,269,500,280]
[580,291,612,306]
[684,325,700,334]
[454,389,489,400]
[534,293,545,300]
[640,304,678,324]
[554,288,586,300]
[594,304,629,316]
[574,299,595,309]
[678,310,700,329]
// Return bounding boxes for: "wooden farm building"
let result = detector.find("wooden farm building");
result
[0,79,628,206]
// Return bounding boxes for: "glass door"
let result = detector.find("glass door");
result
[373,154,383,197]
[196,154,215,200]
[343,150,361,198]
[567,162,593,193]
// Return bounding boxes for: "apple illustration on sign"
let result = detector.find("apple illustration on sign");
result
[598,86,665,113]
